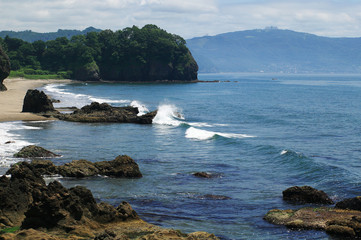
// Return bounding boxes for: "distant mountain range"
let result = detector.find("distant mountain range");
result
[186,28,361,74]
[2,27,361,74]
[0,27,101,42]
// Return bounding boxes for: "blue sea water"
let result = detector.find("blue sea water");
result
[1,73,361,239]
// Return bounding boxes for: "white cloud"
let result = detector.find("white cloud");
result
[0,0,361,38]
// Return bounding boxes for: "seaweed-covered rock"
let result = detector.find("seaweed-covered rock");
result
[283,186,334,204]
[13,145,60,158]
[0,46,10,91]
[22,89,57,113]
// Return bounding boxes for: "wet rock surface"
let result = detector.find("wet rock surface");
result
[8,154,142,178]
[282,186,334,204]
[55,102,157,124]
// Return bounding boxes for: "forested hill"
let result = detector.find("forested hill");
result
[186,28,361,73]
[0,27,101,43]
[0,25,198,82]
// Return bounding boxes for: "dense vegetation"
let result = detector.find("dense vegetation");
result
[0,25,198,81]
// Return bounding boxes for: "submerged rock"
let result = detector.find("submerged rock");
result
[22,89,58,114]
[55,102,157,124]
[193,172,213,178]
[13,145,60,158]
[283,186,334,204]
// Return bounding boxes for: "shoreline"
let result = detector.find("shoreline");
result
[0,78,73,122]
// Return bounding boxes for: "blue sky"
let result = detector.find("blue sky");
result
[1,0,361,39]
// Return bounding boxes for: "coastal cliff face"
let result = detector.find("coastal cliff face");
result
[0,46,10,91]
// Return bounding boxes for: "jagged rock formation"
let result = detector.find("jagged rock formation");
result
[22,89,57,113]
[0,160,219,239]
[55,102,157,124]
[0,46,10,91]
[8,155,142,178]
[282,186,334,204]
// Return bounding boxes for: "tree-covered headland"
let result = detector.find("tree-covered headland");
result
[0,25,198,82]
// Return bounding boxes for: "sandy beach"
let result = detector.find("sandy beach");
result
[0,78,72,122]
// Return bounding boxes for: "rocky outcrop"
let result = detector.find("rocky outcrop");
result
[22,89,58,114]
[282,186,334,204]
[55,102,157,124]
[0,160,219,240]
[0,46,10,91]
[13,145,60,158]
[8,155,142,178]
[264,208,361,238]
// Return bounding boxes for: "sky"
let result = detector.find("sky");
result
[1,0,361,39]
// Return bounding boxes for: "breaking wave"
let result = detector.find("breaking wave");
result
[185,127,255,141]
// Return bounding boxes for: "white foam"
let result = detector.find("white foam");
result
[185,127,255,141]
[280,150,288,155]
[0,122,38,168]
[130,100,149,116]
[43,84,130,108]
[153,104,185,126]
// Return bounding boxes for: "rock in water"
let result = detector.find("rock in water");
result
[0,46,10,91]
[56,102,157,124]
[13,145,60,158]
[94,155,143,178]
[335,196,361,211]
[283,186,334,204]
[22,89,57,113]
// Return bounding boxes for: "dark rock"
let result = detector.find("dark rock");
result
[5,141,15,144]
[58,159,99,178]
[9,155,142,179]
[0,160,140,230]
[22,89,58,113]
[0,46,10,91]
[282,186,334,204]
[13,145,60,158]
[193,172,212,178]
[335,196,361,211]
[55,102,157,124]
[94,155,143,178]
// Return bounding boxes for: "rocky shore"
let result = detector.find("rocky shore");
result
[264,186,361,238]
[0,145,219,239]
[22,89,157,124]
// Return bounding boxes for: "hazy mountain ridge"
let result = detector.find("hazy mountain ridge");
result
[0,27,101,42]
[186,28,361,73]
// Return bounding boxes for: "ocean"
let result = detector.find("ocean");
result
[1,73,361,239]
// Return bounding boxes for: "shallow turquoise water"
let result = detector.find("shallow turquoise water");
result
[2,73,361,239]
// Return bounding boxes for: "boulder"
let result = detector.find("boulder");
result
[0,46,10,91]
[13,145,60,158]
[282,186,334,204]
[22,89,57,113]
[57,159,99,178]
[55,102,157,124]
[94,155,143,178]
[335,196,361,211]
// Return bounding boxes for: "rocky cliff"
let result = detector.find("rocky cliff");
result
[0,46,10,91]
